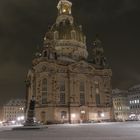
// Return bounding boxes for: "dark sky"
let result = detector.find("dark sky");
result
[0,0,140,105]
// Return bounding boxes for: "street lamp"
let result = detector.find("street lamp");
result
[11,121,16,125]
[71,114,76,119]
[17,117,21,121]
[71,113,76,123]
[101,113,105,118]
[81,110,86,114]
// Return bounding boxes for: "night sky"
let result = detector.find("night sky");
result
[0,0,140,105]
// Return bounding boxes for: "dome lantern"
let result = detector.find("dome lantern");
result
[56,0,73,25]
[57,0,72,15]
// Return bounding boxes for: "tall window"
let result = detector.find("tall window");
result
[42,79,47,104]
[95,87,100,105]
[96,93,100,105]
[60,81,65,104]
[95,81,100,105]
[54,31,59,40]
[80,82,85,105]
[61,111,67,119]
[71,30,76,40]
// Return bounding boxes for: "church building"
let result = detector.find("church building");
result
[26,0,112,124]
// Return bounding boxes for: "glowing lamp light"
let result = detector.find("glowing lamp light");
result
[129,114,136,118]
[11,120,16,124]
[17,116,24,121]
[71,114,76,119]
[21,116,25,120]
[17,117,21,121]
[81,110,86,114]
[63,9,66,12]
[101,113,105,117]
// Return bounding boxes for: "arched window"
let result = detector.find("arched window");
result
[41,111,46,123]
[80,81,85,105]
[42,79,47,104]
[60,81,65,104]
[95,81,100,105]
[71,30,76,40]
[54,31,59,40]
[61,111,67,119]
[96,93,100,105]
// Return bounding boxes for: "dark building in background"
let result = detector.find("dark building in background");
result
[112,85,140,121]
[112,89,129,121]
[3,99,25,122]
[128,85,140,120]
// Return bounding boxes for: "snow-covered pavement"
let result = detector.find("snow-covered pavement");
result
[0,122,140,140]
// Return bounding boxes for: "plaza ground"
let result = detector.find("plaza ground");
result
[0,122,140,140]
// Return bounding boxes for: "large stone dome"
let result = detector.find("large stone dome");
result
[43,0,88,61]
[51,19,85,42]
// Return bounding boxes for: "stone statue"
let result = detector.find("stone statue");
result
[13,96,48,129]
[29,97,35,110]
[24,96,36,126]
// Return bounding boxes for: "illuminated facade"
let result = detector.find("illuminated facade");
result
[112,89,129,121]
[0,107,3,121]
[26,0,112,124]
[128,85,140,120]
[3,99,25,122]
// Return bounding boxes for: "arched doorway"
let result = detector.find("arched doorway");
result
[41,111,46,124]
[80,110,86,123]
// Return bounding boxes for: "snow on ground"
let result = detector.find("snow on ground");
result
[0,122,140,140]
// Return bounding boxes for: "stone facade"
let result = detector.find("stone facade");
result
[128,85,140,120]
[26,0,112,124]
[112,89,129,121]
[0,107,3,121]
[3,99,25,122]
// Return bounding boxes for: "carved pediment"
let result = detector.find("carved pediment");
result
[34,61,68,74]
[69,61,95,73]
